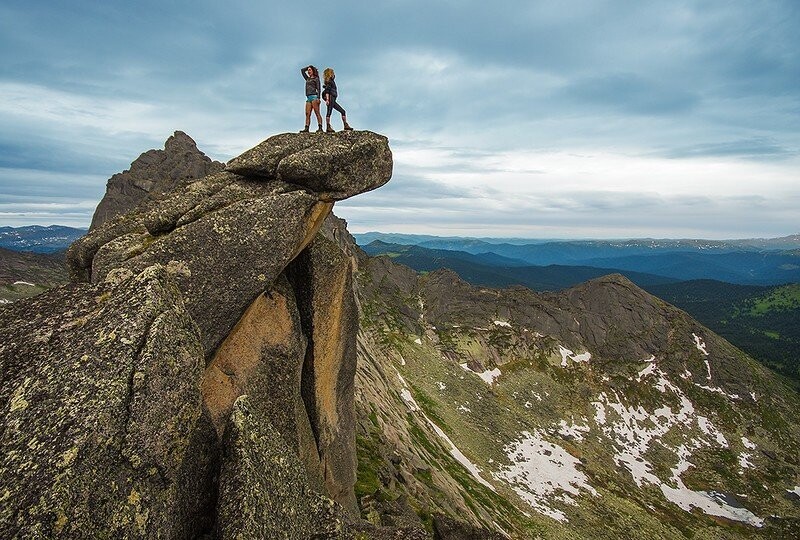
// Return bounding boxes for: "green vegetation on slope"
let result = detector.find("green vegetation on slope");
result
[647,281,800,387]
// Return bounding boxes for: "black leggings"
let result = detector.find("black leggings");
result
[326,96,346,118]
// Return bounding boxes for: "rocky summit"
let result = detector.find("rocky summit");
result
[225,131,392,201]
[0,131,403,539]
[90,131,224,230]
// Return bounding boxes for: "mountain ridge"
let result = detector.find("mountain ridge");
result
[349,231,800,537]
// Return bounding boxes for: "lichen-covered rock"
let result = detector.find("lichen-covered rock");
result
[289,234,359,514]
[216,395,351,539]
[67,171,334,357]
[68,131,393,360]
[0,264,213,539]
[225,131,392,201]
[9,131,398,538]
[91,131,224,230]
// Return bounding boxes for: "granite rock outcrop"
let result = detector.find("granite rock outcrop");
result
[90,131,224,230]
[0,264,214,538]
[1,131,395,538]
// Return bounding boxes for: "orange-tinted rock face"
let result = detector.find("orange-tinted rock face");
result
[289,235,360,514]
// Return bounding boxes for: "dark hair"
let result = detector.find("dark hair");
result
[307,65,319,77]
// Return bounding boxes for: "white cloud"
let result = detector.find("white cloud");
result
[0,2,797,236]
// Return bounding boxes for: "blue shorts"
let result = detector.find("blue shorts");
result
[306,95,319,102]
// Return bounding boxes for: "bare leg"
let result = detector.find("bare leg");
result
[304,101,312,128]
[312,100,323,128]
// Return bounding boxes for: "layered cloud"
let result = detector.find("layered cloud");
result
[0,0,797,237]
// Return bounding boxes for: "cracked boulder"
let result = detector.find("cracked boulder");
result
[225,130,392,201]
[0,264,214,539]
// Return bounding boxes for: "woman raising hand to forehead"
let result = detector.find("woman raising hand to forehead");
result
[300,65,323,132]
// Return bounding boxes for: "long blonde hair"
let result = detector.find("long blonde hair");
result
[323,68,335,83]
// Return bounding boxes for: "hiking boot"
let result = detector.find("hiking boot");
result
[315,125,323,133]
[299,126,309,133]
[326,125,336,133]
[342,115,354,131]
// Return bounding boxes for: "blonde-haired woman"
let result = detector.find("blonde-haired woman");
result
[321,67,353,133]
[300,65,323,132]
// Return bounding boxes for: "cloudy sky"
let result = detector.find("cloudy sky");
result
[0,1,797,239]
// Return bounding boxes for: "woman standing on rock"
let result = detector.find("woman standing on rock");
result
[321,67,353,133]
[300,65,323,133]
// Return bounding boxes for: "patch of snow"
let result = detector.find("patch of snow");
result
[594,359,751,529]
[493,320,511,328]
[492,521,511,539]
[661,486,763,527]
[750,392,758,402]
[616,451,661,487]
[459,363,502,385]
[739,452,754,469]
[395,369,494,491]
[692,333,713,381]
[0,299,10,304]
[397,372,421,411]
[400,389,419,411]
[524,401,532,409]
[493,430,598,523]
[695,384,740,400]
[788,486,800,497]
[457,404,472,413]
[559,346,592,367]
[742,437,756,450]
[592,400,607,425]
[532,392,543,402]
[13,281,35,286]
[637,363,657,381]
[436,381,446,391]
[680,369,693,380]
[692,333,709,356]
[427,419,495,491]
[697,416,729,447]
[478,368,502,385]
[414,337,422,345]
[659,445,763,527]
[399,355,406,366]
[558,420,590,442]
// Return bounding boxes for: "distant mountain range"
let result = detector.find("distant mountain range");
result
[355,232,800,252]
[358,233,800,286]
[0,225,87,253]
[361,240,679,291]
